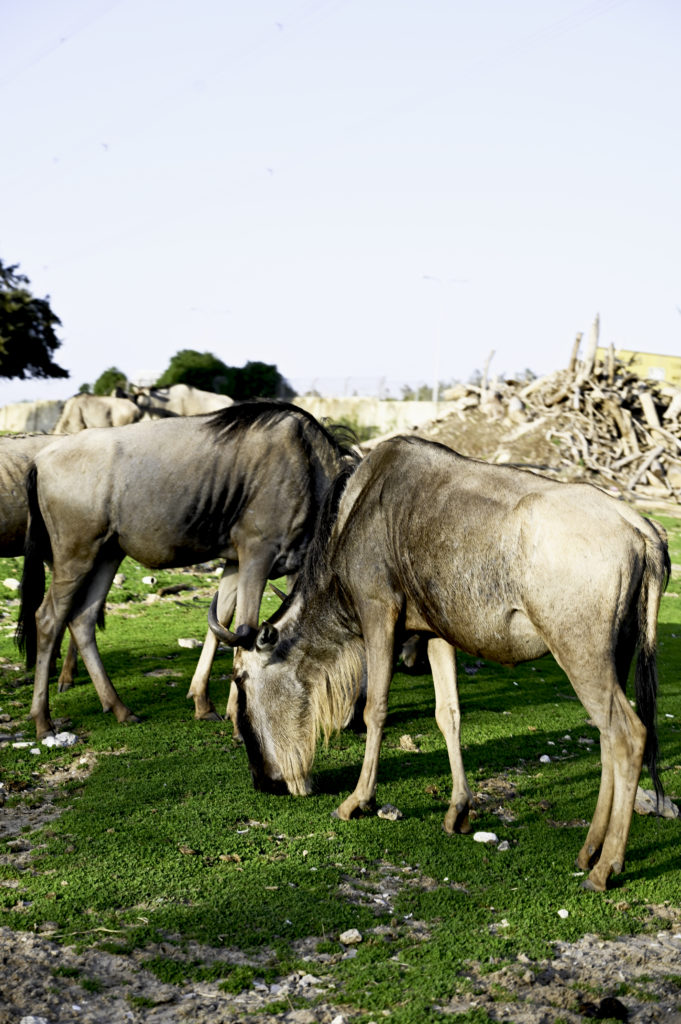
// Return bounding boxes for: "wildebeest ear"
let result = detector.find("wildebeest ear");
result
[256,622,278,652]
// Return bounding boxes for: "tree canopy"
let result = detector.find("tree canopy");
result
[93,366,128,395]
[0,261,69,381]
[155,350,290,400]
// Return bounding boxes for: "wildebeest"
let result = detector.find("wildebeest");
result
[0,434,79,687]
[208,435,670,892]
[131,383,233,418]
[18,402,358,739]
[0,435,58,556]
[54,393,143,433]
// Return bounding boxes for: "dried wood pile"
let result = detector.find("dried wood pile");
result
[434,316,681,504]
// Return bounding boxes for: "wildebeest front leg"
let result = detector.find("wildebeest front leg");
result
[225,540,278,736]
[187,565,238,721]
[56,632,79,692]
[335,605,395,820]
[427,638,473,834]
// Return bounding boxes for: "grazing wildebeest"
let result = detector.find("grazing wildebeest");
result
[131,384,233,418]
[17,402,358,739]
[0,434,79,686]
[54,393,143,433]
[208,436,670,892]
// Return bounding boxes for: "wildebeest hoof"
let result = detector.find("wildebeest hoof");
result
[580,876,607,893]
[443,803,471,835]
[197,710,223,722]
[57,679,74,693]
[120,712,142,725]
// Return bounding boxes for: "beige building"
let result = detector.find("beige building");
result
[596,348,681,387]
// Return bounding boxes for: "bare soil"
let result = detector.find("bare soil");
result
[2,758,681,1023]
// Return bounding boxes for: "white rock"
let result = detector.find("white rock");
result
[141,575,157,586]
[20,1017,51,1024]
[558,908,569,919]
[339,928,362,945]
[42,731,79,748]
[113,573,126,586]
[12,741,31,749]
[178,637,203,649]
[634,786,680,819]
[539,754,551,764]
[377,803,403,820]
[30,747,41,755]
[497,840,510,851]
[473,831,498,845]
[3,578,20,590]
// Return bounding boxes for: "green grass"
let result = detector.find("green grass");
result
[1,512,681,1022]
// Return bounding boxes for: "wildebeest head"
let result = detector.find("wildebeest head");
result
[209,595,316,796]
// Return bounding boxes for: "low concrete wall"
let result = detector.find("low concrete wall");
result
[0,400,63,433]
[292,396,455,434]
[0,395,450,437]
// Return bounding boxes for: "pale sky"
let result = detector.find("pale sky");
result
[2,0,679,404]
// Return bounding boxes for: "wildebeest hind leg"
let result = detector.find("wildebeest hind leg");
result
[570,670,646,891]
[67,559,140,725]
[427,638,473,834]
[187,566,238,722]
[335,603,396,820]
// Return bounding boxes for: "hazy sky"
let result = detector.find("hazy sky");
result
[2,0,679,404]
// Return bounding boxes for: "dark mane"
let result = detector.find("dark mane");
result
[204,399,358,460]
[298,462,358,595]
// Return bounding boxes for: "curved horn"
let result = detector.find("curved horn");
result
[269,584,286,602]
[207,592,246,647]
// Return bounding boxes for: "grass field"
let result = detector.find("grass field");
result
[1,511,680,1022]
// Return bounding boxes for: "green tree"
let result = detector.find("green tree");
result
[155,350,291,400]
[0,260,68,381]
[94,366,128,395]
[155,350,231,393]
[230,360,289,400]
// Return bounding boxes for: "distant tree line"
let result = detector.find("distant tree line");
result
[81,350,292,401]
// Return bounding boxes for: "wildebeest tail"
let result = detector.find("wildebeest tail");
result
[16,464,50,667]
[634,524,671,800]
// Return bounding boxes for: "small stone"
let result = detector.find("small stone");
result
[634,786,680,819]
[539,754,551,764]
[178,637,203,649]
[377,803,403,821]
[4,578,20,590]
[497,840,510,851]
[473,831,498,844]
[42,731,79,748]
[558,908,569,919]
[399,734,420,752]
[339,928,362,945]
[141,575,157,585]
[113,573,126,585]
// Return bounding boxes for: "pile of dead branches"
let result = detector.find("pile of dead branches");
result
[441,316,681,502]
